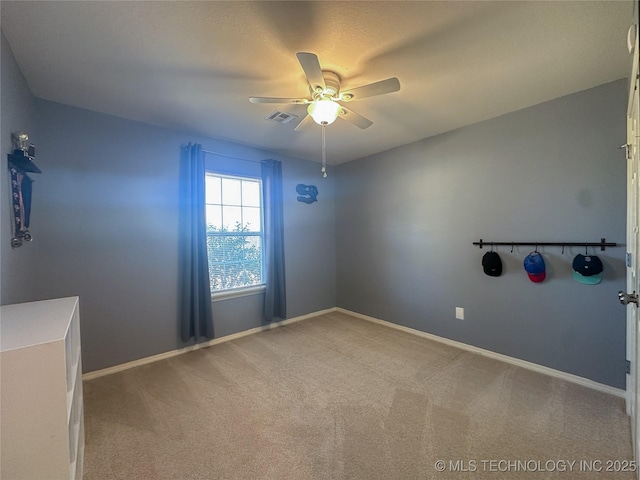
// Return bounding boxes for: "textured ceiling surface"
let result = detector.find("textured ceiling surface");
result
[1,1,634,164]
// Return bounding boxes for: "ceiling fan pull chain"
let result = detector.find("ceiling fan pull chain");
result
[321,124,327,178]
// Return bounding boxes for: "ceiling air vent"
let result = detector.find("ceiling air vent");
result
[265,110,298,124]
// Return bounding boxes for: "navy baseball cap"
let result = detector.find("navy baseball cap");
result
[523,252,545,283]
[572,254,603,285]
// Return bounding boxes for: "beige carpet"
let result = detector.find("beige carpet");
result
[83,311,634,479]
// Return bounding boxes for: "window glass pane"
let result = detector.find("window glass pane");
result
[205,175,221,204]
[222,206,242,231]
[223,236,244,262]
[242,181,261,207]
[207,235,224,263]
[225,262,239,286]
[209,262,225,291]
[242,261,262,284]
[222,265,235,291]
[205,173,264,292]
[244,237,262,262]
[206,205,222,231]
[238,263,261,286]
[244,235,262,262]
[242,207,261,232]
[222,178,242,205]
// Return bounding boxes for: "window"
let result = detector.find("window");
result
[205,173,264,292]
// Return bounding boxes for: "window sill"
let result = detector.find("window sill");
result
[211,285,266,302]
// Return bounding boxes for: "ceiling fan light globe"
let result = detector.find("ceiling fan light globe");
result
[308,99,340,125]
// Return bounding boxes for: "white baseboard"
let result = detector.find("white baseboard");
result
[82,307,337,381]
[336,308,625,399]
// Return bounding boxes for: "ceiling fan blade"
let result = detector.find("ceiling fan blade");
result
[339,77,400,102]
[294,114,314,132]
[338,106,373,129]
[296,52,326,93]
[249,97,309,104]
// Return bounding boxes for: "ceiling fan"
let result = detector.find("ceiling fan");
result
[249,52,401,131]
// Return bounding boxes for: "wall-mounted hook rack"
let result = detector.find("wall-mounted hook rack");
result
[473,238,617,251]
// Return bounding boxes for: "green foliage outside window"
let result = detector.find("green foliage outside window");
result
[207,222,263,291]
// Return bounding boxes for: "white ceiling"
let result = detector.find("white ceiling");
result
[1,1,633,165]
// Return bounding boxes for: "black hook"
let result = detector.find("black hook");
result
[585,244,588,255]
[511,243,514,254]
[561,243,565,255]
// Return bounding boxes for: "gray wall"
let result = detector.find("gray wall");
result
[1,31,37,305]
[12,97,335,372]
[336,80,628,389]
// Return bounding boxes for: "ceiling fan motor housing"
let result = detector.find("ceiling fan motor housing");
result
[311,71,341,100]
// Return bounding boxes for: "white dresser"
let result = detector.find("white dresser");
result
[1,296,84,480]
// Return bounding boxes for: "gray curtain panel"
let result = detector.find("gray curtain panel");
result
[261,159,287,322]
[178,143,214,341]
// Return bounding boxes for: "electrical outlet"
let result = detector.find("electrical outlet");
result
[456,307,464,320]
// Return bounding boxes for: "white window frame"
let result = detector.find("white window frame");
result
[205,172,266,300]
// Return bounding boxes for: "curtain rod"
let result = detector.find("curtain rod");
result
[202,149,266,164]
